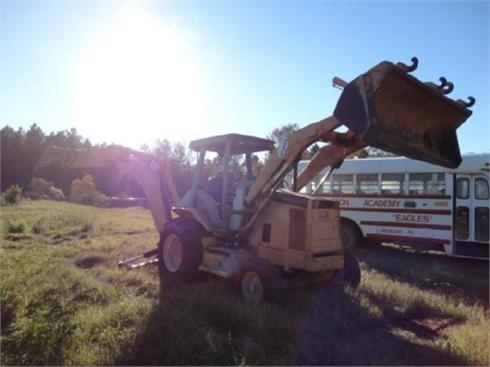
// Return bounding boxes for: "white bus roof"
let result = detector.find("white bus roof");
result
[297,153,490,176]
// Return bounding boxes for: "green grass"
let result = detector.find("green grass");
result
[1,200,488,365]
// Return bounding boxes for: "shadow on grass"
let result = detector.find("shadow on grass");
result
[115,276,468,366]
[290,282,467,366]
[115,278,293,366]
[357,244,489,306]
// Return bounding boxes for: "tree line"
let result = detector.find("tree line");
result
[0,124,194,199]
[1,122,383,202]
[1,125,87,192]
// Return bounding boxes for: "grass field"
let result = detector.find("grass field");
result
[1,200,488,366]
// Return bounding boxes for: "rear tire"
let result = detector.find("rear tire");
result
[340,219,362,251]
[238,258,284,304]
[158,218,205,285]
[336,252,361,289]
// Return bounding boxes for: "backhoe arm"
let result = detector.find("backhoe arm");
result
[35,145,179,234]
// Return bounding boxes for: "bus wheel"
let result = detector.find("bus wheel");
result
[340,219,362,250]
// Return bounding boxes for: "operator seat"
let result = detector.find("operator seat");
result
[175,189,225,231]
[229,179,254,231]
[208,172,223,202]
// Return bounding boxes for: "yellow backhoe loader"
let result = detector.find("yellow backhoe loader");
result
[35,58,475,303]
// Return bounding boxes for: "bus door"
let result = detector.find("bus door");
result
[454,174,490,258]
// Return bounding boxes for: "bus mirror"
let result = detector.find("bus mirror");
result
[333,58,474,169]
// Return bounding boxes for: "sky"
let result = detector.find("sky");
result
[1,0,489,154]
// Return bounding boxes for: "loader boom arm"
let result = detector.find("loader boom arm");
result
[241,116,366,233]
[246,117,368,206]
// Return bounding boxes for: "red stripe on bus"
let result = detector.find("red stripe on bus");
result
[341,207,451,215]
[360,220,452,231]
[365,234,450,245]
[318,193,452,200]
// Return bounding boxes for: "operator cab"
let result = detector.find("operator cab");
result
[174,134,275,236]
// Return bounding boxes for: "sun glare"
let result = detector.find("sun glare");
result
[74,5,206,148]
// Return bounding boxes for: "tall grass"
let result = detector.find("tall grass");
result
[31,211,94,235]
[1,200,488,365]
[1,200,94,237]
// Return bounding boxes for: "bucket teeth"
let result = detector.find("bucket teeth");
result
[426,77,454,95]
[437,77,454,95]
[437,77,448,89]
[395,57,418,72]
[456,96,476,108]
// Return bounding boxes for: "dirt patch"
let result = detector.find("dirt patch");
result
[49,231,89,245]
[392,316,464,339]
[4,234,32,241]
[413,316,464,331]
[74,255,108,269]
[50,235,71,245]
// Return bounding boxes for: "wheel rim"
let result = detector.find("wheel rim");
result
[241,271,263,303]
[163,234,183,272]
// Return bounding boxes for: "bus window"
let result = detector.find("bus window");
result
[409,173,445,195]
[475,207,489,242]
[381,173,405,194]
[332,174,354,194]
[475,178,489,199]
[456,177,469,199]
[322,179,332,194]
[357,173,379,194]
[408,173,425,194]
[427,173,445,195]
[475,177,489,242]
[455,206,470,239]
[307,174,331,194]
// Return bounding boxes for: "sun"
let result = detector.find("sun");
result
[74,5,207,148]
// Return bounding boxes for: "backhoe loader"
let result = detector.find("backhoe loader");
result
[35,58,475,303]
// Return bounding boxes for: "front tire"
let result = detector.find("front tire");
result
[239,258,284,304]
[158,218,205,285]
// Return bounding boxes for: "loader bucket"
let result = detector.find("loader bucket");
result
[334,58,474,168]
